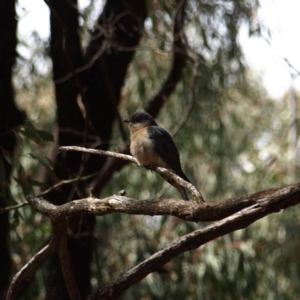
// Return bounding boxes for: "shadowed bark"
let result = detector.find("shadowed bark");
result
[0,0,26,298]
[46,0,146,298]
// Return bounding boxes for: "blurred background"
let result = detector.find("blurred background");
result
[1,0,300,299]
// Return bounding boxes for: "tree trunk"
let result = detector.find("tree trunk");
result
[46,0,146,298]
[0,0,26,298]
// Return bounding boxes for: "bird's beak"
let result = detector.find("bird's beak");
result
[123,119,129,123]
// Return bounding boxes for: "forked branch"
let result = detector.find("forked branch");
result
[10,179,300,299]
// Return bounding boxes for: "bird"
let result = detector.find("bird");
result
[123,111,190,200]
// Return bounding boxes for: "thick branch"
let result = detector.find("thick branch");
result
[90,200,282,299]
[26,181,300,222]
[24,181,300,300]
[59,146,204,202]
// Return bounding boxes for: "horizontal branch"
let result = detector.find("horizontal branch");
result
[26,181,300,222]
[59,146,204,202]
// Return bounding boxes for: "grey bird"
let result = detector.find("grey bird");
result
[123,111,190,200]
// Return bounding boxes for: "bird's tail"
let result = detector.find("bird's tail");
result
[168,179,189,200]
[176,169,190,200]
[160,170,190,200]
[177,185,189,201]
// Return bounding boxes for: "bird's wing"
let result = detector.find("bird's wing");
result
[147,125,190,182]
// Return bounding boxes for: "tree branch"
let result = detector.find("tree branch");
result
[23,181,300,299]
[26,181,300,222]
[6,218,62,300]
[90,194,292,299]
[59,146,204,202]
[6,208,82,300]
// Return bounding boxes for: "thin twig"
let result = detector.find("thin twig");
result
[0,174,99,214]
[38,173,98,197]
[262,35,300,76]
[0,202,28,213]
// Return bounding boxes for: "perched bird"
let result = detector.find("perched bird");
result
[123,111,190,200]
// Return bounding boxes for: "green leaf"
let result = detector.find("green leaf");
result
[30,153,53,170]
[13,209,20,226]
[18,126,53,143]
[19,127,42,143]
[0,160,6,183]
[1,149,12,164]
[35,130,54,142]
[29,179,49,188]
[16,163,32,197]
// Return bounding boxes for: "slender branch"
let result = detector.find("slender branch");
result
[0,202,27,213]
[0,174,100,214]
[59,146,204,202]
[38,173,98,197]
[6,208,82,300]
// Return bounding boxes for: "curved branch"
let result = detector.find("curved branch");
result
[23,181,300,300]
[6,212,81,300]
[6,220,62,300]
[90,198,286,299]
[59,146,204,202]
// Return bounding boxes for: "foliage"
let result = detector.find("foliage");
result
[3,0,300,299]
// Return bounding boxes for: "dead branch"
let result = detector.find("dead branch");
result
[59,146,204,202]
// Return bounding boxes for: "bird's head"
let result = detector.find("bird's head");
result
[123,111,157,131]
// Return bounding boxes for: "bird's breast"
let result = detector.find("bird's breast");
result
[130,128,168,168]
